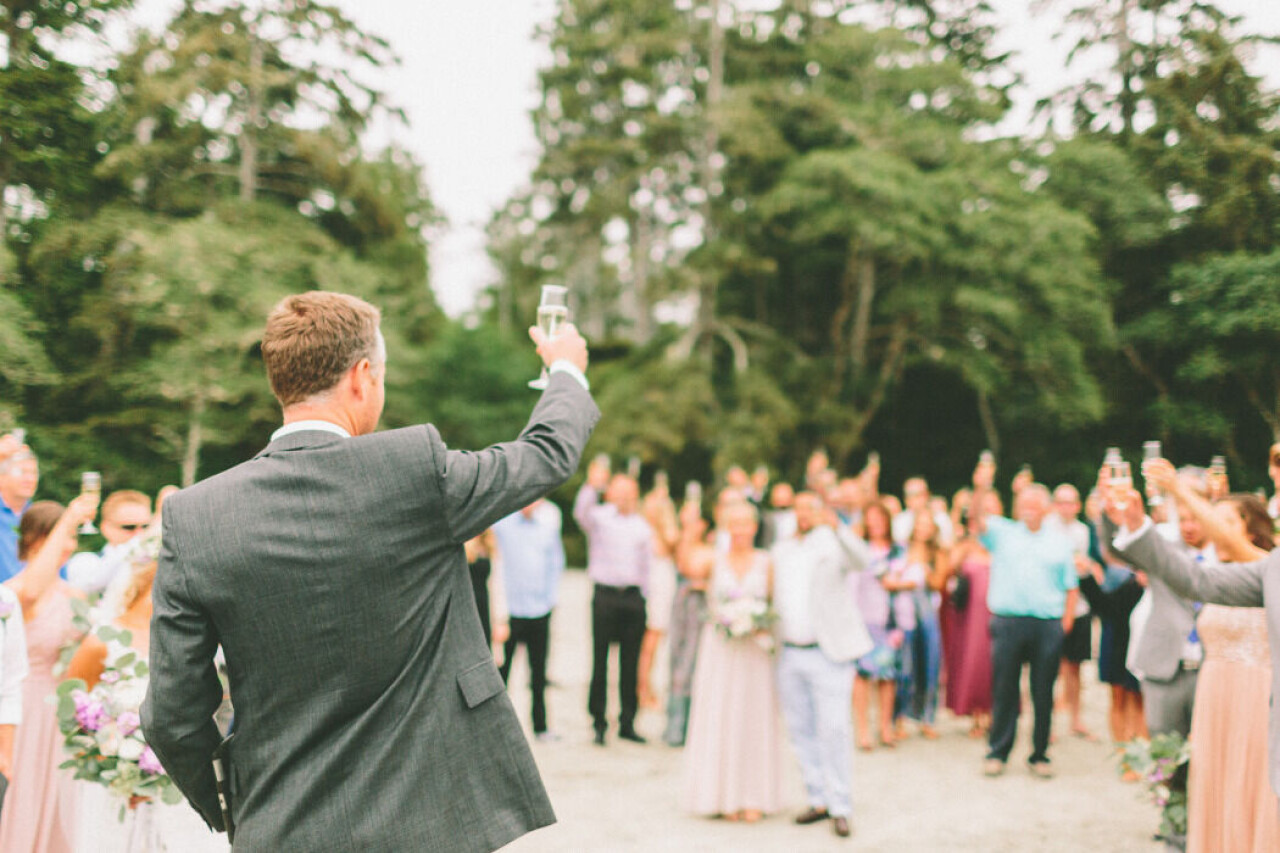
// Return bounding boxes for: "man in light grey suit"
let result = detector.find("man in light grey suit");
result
[772,492,875,840]
[140,291,599,851]
[1106,483,1280,799]
[1102,503,1211,738]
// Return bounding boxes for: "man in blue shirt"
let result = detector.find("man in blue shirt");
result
[492,499,566,741]
[972,460,1079,779]
[0,436,39,583]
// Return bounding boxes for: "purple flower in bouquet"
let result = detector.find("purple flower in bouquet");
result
[117,711,141,737]
[139,746,163,775]
[74,693,108,733]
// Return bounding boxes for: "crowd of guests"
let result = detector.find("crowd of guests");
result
[538,442,1280,846]
[4,425,1280,849]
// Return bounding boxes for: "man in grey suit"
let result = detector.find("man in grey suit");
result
[1104,499,1212,738]
[140,291,599,851]
[1105,482,1280,799]
[772,492,875,840]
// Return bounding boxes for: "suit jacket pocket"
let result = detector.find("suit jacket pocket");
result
[457,660,505,709]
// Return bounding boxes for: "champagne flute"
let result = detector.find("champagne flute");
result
[1142,441,1163,504]
[1209,455,1228,499]
[529,284,570,391]
[79,471,102,535]
[1110,460,1133,512]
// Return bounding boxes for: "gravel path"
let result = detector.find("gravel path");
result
[502,571,1161,852]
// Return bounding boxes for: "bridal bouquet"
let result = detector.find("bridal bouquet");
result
[713,594,778,653]
[56,627,184,819]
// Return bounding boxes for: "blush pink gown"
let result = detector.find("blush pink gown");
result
[0,583,81,853]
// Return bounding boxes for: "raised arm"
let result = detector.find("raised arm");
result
[1107,486,1269,608]
[139,507,226,831]
[6,493,97,616]
[1146,458,1267,562]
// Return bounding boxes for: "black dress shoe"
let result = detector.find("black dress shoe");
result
[794,807,830,825]
[833,816,852,838]
[618,729,647,744]
[593,730,606,746]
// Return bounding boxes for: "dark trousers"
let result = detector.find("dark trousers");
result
[588,584,646,733]
[987,614,1064,764]
[500,614,551,734]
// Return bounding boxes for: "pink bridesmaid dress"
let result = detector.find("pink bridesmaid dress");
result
[0,583,81,852]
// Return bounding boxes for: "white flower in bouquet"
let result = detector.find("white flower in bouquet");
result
[111,677,148,712]
[95,721,121,757]
[117,737,145,762]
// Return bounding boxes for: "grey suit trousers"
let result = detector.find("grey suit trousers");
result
[1141,667,1198,738]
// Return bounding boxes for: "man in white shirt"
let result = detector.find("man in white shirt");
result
[65,490,154,595]
[1047,484,1095,739]
[772,492,873,840]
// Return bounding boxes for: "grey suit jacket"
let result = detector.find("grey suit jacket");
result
[1116,524,1280,795]
[140,373,600,852]
[1100,515,1199,683]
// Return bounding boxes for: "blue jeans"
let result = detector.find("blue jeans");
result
[777,646,855,817]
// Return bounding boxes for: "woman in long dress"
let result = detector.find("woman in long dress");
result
[852,502,904,750]
[1147,461,1280,852]
[0,495,97,852]
[638,481,679,710]
[66,526,228,853]
[683,501,781,822]
[940,501,996,737]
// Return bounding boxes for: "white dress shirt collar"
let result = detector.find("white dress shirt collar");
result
[271,420,352,442]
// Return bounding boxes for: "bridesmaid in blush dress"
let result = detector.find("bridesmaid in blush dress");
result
[683,501,781,822]
[1177,494,1279,853]
[0,495,97,853]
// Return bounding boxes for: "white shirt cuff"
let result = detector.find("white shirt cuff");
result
[549,360,589,391]
[1112,517,1153,551]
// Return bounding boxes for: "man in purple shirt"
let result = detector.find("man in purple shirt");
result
[574,459,653,746]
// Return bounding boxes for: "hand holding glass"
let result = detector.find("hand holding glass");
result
[529,285,569,391]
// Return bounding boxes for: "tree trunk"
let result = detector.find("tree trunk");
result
[977,388,1001,459]
[181,388,206,488]
[1116,0,1136,138]
[850,255,875,380]
[239,27,264,202]
[631,207,653,343]
[691,0,724,363]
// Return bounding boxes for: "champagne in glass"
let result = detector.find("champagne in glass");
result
[529,284,570,391]
[1110,460,1133,512]
[627,456,642,481]
[79,471,101,535]
[684,480,702,511]
[10,428,24,446]
[1142,441,1163,504]
[1209,455,1228,499]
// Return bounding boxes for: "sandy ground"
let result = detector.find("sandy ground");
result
[501,571,1161,853]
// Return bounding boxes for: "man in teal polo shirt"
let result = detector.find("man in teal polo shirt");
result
[972,461,1078,779]
[0,435,39,582]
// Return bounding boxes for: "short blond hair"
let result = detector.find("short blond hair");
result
[261,291,382,406]
[102,490,151,521]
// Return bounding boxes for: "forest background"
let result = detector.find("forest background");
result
[2,0,1279,559]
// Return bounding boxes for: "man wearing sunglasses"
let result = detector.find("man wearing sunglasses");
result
[65,490,153,594]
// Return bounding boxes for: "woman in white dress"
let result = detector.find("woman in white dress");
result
[65,533,227,853]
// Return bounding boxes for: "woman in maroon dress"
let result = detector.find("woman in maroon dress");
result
[941,499,997,736]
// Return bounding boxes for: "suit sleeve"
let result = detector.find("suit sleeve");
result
[431,372,600,545]
[1116,523,1270,608]
[140,507,226,831]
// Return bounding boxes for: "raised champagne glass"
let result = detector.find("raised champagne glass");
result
[79,471,101,535]
[1142,441,1163,505]
[529,284,569,391]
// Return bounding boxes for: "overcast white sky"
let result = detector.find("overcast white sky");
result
[129,0,1279,317]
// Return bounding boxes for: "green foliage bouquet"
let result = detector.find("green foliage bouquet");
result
[56,627,183,819]
[1122,733,1191,844]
